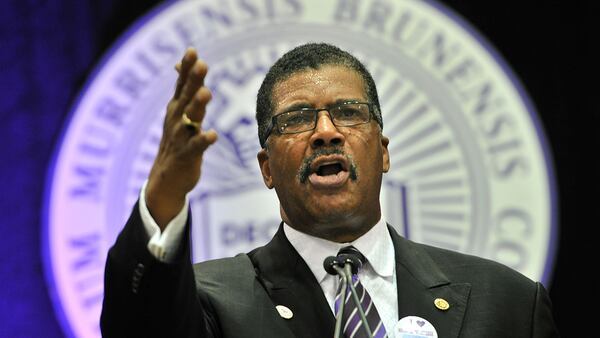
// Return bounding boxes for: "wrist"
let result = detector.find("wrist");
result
[146,178,187,230]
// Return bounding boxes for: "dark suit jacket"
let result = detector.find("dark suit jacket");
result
[101,203,559,337]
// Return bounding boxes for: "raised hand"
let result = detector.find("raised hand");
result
[146,48,218,229]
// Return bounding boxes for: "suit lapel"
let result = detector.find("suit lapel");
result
[389,226,470,338]
[250,225,335,338]
[248,224,469,337]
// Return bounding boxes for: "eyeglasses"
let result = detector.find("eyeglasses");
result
[263,101,376,143]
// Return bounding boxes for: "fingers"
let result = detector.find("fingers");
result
[169,49,217,151]
[177,60,208,114]
[181,87,216,151]
[174,85,213,148]
[190,129,218,153]
[166,48,210,130]
[183,86,212,126]
[173,48,197,99]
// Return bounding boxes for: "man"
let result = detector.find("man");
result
[101,43,559,337]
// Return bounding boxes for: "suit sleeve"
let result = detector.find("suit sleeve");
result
[100,201,222,338]
[532,282,560,337]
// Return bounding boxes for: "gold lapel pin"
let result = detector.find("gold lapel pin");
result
[276,305,293,319]
[434,298,450,311]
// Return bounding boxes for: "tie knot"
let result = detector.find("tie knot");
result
[337,245,362,256]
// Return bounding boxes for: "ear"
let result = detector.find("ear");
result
[381,135,390,173]
[257,148,274,189]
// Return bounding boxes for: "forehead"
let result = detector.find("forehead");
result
[271,65,367,113]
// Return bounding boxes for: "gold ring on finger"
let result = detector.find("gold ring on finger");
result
[181,112,200,131]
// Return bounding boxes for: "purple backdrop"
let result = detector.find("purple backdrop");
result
[0,0,593,337]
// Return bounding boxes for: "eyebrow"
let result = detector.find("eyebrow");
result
[277,98,364,114]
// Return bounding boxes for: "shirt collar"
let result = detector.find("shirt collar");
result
[283,219,394,284]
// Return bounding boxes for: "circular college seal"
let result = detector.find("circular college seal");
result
[43,0,558,337]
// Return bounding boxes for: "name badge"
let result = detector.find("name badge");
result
[394,316,438,338]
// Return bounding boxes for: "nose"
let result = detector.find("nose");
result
[309,111,345,148]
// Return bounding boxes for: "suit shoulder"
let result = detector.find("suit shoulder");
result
[399,235,537,288]
[192,254,254,283]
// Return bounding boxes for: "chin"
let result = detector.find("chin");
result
[307,198,360,222]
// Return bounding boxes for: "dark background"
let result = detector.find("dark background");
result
[0,0,593,336]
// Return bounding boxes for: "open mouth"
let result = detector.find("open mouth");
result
[308,156,351,188]
[311,155,349,175]
[316,162,344,176]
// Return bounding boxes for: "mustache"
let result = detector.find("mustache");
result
[297,147,358,183]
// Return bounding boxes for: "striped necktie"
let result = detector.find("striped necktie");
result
[334,249,387,338]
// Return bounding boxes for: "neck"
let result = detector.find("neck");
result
[282,210,380,243]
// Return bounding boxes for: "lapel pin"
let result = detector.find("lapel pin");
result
[434,298,450,311]
[276,305,293,319]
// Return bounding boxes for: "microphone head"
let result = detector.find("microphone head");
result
[323,256,341,275]
[337,247,365,274]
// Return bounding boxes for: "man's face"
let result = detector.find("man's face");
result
[257,65,390,242]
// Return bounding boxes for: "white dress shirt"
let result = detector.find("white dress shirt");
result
[138,181,399,333]
[139,181,190,263]
[283,220,398,334]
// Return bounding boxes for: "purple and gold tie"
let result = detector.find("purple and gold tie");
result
[334,262,387,337]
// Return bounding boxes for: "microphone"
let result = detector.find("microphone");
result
[323,247,374,338]
[323,255,341,276]
[337,246,365,274]
[323,247,365,276]
[324,255,347,338]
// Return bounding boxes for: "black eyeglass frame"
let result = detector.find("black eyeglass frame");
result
[262,101,377,146]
